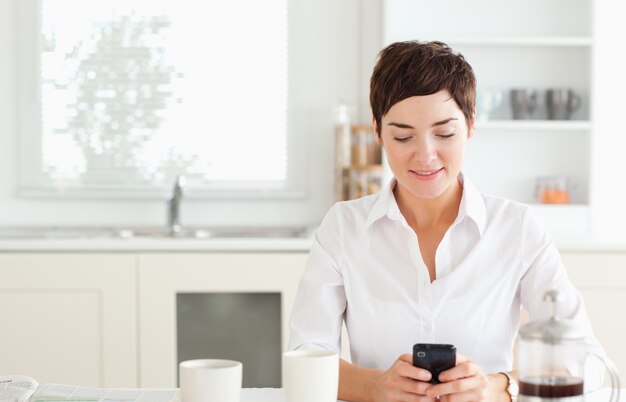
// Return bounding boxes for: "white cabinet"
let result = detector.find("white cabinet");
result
[0,250,320,388]
[1,248,622,388]
[383,0,594,233]
[137,252,308,387]
[561,252,626,377]
[0,254,137,387]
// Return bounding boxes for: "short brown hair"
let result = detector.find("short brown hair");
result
[370,41,476,134]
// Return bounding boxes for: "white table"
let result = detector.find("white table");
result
[241,389,283,401]
[242,388,346,402]
[241,388,622,402]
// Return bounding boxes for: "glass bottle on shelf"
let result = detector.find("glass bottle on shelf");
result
[334,114,383,200]
[351,126,367,167]
[348,165,383,200]
[346,125,383,200]
[334,102,351,201]
[351,125,382,167]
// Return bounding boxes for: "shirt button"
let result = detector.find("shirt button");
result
[424,324,433,331]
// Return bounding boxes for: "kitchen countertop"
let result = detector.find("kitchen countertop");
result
[1,238,626,253]
[0,231,626,253]
[0,236,314,252]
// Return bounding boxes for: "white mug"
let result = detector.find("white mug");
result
[179,359,242,402]
[283,349,339,402]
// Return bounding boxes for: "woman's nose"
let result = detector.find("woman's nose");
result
[414,139,437,164]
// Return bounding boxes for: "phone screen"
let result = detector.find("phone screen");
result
[413,343,456,384]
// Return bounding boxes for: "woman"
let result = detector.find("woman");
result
[288,41,601,402]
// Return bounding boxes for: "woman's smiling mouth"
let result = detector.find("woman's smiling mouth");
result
[409,167,444,179]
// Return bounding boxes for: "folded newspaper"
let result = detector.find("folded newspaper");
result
[0,376,179,402]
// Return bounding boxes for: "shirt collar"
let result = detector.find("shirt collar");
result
[457,173,487,235]
[364,178,401,229]
[364,172,487,235]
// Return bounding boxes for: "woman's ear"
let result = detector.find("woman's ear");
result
[372,116,383,145]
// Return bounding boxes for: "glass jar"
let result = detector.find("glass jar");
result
[348,166,383,199]
[351,126,370,167]
[334,102,351,201]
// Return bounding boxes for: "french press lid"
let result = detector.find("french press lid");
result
[518,290,587,342]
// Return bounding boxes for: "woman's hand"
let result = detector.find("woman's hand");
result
[425,354,507,402]
[371,354,438,402]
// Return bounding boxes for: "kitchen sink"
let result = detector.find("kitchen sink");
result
[0,226,311,240]
[116,226,310,239]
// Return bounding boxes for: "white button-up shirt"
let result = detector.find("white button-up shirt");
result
[289,175,601,374]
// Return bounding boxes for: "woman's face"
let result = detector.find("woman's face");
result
[375,90,474,200]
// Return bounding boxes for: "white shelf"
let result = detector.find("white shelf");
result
[442,37,593,47]
[531,203,590,236]
[475,120,592,131]
[384,0,594,231]
[531,203,589,210]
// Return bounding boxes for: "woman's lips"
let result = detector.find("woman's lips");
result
[409,167,444,180]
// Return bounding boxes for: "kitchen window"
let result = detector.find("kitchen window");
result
[18,0,302,199]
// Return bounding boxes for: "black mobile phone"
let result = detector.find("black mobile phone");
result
[413,343,456,384]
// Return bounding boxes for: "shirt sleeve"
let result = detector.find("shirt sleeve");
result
[287,204,347,354]
[519,206,606,389]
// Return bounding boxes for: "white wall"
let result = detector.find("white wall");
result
[357,1,383,124]
[4,0,624,239]
[0,0,382,228]
[589,0,626,241]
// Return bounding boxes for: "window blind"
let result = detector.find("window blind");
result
[19,0,300,198]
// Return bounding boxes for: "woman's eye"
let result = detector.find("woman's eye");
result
[436,133,456,139]
[393,137,411,143]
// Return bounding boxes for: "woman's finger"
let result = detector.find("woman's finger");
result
[438,360,480,382]
[398,376,432,395]
[374,355,442,402]
[455,354,472,364]
[427,375,484,397]
[397,355,433,382]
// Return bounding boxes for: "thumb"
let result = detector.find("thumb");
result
[399,354,413,365]
[455,353,471,365]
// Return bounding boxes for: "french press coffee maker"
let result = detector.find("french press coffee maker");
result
[517,290,620,402]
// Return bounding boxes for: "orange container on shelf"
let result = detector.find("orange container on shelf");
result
[539,189,570,204]
[535,177,575,204]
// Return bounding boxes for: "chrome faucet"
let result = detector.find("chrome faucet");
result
[167,175,186,235]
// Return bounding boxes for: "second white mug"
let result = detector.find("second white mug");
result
[283,349,339,402]
[179,359,242,402]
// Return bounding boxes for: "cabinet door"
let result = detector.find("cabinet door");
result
[561,252,626,377]
[137,252,308,387]
[0,254,137,387]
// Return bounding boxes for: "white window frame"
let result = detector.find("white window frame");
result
[17,0,306,200]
